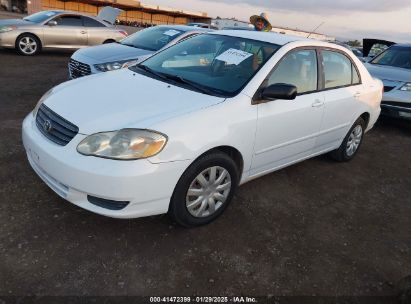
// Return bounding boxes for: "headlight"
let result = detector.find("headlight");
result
[77,129,167,160]
[0,26,16,33]
[32,88,54,117]
[94,59,139,72]
[400,83,411,91]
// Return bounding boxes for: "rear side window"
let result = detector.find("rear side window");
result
[322,50,360,88]
[83,16,105,28]
[267,49,318,94]
[53,15,82,27]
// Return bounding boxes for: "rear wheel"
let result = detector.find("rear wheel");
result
[16,34,41,55]
[330,117,365,162]
[103,39,115,44]
[168,152,239,227]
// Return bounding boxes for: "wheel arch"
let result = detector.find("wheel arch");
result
[193,145,244,180]
[360,112,370,128]
[15,32,43,50]
[103,39,116,44]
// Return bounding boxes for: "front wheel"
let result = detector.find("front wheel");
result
[168,152,239,227]
[16,34,41,56]
[330,117,365,162]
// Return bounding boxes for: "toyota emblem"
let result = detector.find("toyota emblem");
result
[43,120,52,133]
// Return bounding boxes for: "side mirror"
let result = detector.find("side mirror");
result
[260,83,297,101]
[47,20,57,26]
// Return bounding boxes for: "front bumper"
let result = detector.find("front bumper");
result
[0,31,18,48]
[381,90,411,119]
[22,113,190,218]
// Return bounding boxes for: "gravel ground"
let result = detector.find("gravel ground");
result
[0,49,410,298]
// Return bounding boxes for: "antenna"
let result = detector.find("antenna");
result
[307,21,325,38]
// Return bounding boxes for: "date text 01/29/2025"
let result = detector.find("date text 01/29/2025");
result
[149,296,257,303]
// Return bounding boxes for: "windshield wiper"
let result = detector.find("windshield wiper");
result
[161,74,225,96]
[134,65,226,96]
[134,64,170,81]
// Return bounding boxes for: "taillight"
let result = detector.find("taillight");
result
[119,30,128,37]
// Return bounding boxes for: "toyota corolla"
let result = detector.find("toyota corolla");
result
[22,31,382,227]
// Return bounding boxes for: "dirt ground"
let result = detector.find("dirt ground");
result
[0,49,410,298]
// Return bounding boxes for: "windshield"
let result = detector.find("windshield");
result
[23,11,58,23]
[371,46,411,69]
[131,34,280,97]
[121,26,187,51]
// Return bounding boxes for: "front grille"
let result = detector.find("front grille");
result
[69,58,91,78]
[384,86,395,92]
[36,104,79,146]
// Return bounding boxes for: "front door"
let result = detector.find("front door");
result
[43,15,87,48]
[251,49,324,176]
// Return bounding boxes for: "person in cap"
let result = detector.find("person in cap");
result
[250,12,272,32]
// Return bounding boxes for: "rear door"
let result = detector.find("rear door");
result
[313,49,363,153]
[251,48,325,175]
[43,14,87,48]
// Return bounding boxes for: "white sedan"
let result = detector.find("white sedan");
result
[22,31,382,227]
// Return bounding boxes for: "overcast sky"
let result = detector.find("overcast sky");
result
[142,0,411,42]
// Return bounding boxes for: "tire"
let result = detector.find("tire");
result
[168,152,239,227]
[16,34,41,56]
[103,39,115,44]
[330,117,366,162]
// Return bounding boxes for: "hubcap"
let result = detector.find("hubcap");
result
[186,166,232,218]
[346,125,362,156]
[19,37,37,54]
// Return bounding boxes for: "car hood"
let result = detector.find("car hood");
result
[74,43,153,63]
[365,63,411,83]
[0,19,33,26]
[43,69,226,135]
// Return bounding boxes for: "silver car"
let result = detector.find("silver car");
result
[0,7,126,55]
[365,44,411,119]
[69,25,210,78]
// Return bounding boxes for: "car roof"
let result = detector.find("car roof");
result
[209,30,311,46]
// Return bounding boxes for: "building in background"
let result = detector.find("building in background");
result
[26,0,211,25]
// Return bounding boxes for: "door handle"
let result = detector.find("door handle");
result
[354,92,361,99]
[80,31,86,34]
[312,99,324,107]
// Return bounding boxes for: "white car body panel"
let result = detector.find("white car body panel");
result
[22,31,382,219]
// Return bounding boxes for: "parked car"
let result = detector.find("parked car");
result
[365,44,411,119]
[0,7,127,55]
[187,22,218,30]
[362,38,395,62]
[22,30,382,227]
[69,25,210,78]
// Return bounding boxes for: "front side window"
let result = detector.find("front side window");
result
[53,15,83,27]
[371,46,411,69]
[266,49,318,94]
[131,34,280,97]
[121,27,187,51]
[322,50,359,89]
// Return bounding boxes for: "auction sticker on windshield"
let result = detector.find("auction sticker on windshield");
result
[215,48,253,65]
[163,30,181,37]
